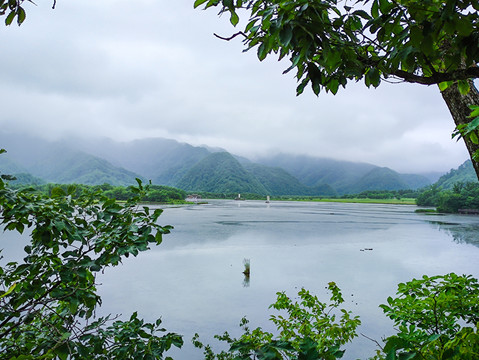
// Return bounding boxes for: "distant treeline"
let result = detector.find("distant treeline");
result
[9,181,479,213]
[340,189,420,199]
[11,183,187,203]
[193,189,420,201]
[190,192,267,200]
[417,182,479,213]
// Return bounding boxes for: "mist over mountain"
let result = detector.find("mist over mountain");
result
[67,137,211,186]
[255,154,431,194]
[0,132,442,194]
[0,133,143,186]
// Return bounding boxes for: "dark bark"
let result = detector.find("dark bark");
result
[392,67,479,85]
[441,81,479,179]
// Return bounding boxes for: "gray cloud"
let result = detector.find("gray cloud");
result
[0,0,470,173]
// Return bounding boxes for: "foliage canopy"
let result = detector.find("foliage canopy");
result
[194,0,479,95]
[0,172,183,359]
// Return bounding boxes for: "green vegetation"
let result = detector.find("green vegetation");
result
[376,273,479,360]
[314,197,416,205]
[243,162,337,197]
[0,132,434,196]
[10,182,188,204]
[417,182,479,213]
[414,160,479,213]
[177,152,269,194]
[193,274,479,360]
[435,160,478,189]
[0,171,183,359]
[1,152,478,359]
[257,154,430,195]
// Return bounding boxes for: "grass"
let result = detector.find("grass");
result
[297,198,417,205]
[415,208,438,213]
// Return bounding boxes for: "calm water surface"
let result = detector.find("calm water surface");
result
[98,200,479,359]
[2,200,479,359]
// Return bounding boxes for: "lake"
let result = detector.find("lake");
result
[97,200,479,359]
[2,200,479,359]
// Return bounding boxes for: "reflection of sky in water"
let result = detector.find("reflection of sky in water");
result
[2,200,479,359]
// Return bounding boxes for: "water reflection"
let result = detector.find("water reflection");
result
[428,220,479,247]
[2,201,479,360]
[242,258,250,287]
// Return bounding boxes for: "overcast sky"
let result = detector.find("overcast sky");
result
[0,0,471,173]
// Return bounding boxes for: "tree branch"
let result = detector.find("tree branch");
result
[214,32,247,41]
[391,66,479,85]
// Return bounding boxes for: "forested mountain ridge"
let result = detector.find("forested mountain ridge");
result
[0,133,143,186]
[176,152,268,194]
[256,154,431,194]
[1,132,436,194]
[243,163,337,196]
[435,160,478,189]
[67,137,211,186]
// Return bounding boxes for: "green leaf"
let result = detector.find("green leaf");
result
[469,131,479,144]
[469,105,479,118]
[5,10,15,25]
[465,117,479,132]
[193,0,209,8]
[379,0,392,14]
[371,0,379,18]
[16,6,25,25]
[222,0,233,8]
[420,35,433,56]
[279,26,293,47]
[438,81,453,92]
[230,10,239,26]
[455,17,473,36]
[257,42,268,61]
[457,80,470,95]
[0,282,16,298]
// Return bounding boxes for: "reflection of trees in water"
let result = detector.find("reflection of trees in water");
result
[429,221,479,247]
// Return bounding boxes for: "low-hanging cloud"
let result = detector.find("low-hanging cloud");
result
[0,0,469,173]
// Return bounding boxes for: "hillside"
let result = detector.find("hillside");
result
[400,173,432,189]
[351,167,411,193]
[0,154,28,174]
[0,133,143,186]
[67,137,211,185]
[1,132,436,194]
[257,154,430,194]
[48,153,143,186]
[435,160,478,189]
[9,173,45,185]
[243,163,337,196]
[176,152,268,194]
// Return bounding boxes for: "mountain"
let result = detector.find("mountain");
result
[0,154,28,174]
[435,160,478,189]
[243,163,337,196]
[9,173,45,185]
[256,154,430,194]
[65,137,210,186]
[351,167,411,192]
[400,173,433,189]
[176,152,268,194]
[0,133,143,186]
[1,131,435,194]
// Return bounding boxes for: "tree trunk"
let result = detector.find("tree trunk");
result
[441,80,479,180]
